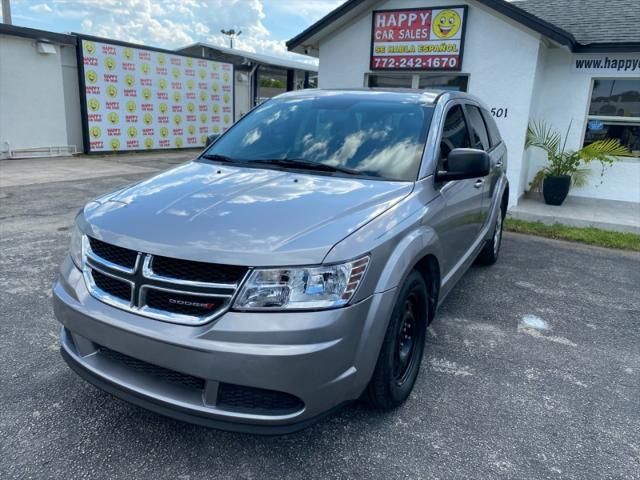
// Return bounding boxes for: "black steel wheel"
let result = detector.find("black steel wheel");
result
[476,205,504,266]
[363,270,429,410]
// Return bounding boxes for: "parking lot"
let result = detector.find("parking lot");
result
[1,155,639,480]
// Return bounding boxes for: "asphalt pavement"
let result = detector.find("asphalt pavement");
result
[1,156,639,479]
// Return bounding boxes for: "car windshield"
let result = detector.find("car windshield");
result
[202,94,434,181]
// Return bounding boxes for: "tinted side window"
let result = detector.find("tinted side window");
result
[466,105,490,150]
[481,109,502,147]
[439,105,471,169]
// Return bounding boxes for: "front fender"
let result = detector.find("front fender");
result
[372,223,442,294]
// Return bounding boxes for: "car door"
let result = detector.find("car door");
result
[432,103,484,277]
[463,103,495,225]
[481,107,507,216]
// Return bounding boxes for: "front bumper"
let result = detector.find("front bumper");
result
[54,256,396,433]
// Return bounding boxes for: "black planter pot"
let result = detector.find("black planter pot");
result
[543,175,571,206]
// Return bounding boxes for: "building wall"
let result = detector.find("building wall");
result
[526,48,640,203]
[0,35,70,155]
[61,44,83,150]
[318,0,544,206]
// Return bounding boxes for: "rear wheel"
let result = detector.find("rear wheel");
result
[363,270,428,410]
[476,205,504,265]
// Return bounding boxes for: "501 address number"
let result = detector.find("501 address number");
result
[491,107,508,118]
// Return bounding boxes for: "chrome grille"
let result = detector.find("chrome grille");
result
[82,236,248,325]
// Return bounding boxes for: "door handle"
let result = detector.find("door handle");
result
[474,179,484,188]
[495,161,503,167]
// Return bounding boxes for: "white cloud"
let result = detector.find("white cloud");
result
[26,0,332,62]
[29,3,53,12]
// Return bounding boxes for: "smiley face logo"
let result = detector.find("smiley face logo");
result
[141,63,150,74]
[127,126,137,138]
[199,91,207,102]
[223,72,230,82]
[158,78,167,90]
[125,74,135,87]
[211,82,219,93]
[187,79,195,90]
[212,104,220,114]
[157,53,166,65]
[84,41,95,54]
[223,93,230,104]
[433,9,461,38]
[88,98,100,111]
[187,102,195,113]
[110,138,120,150]
[144,137,153,149]
[212,124,221,134]
[173,114,182,125]
[159,102,168,113]
[86,70,97,84]
[160,127,169,138]
[199,69,206,80]
[188,124,196,135]
[173,91,181,102]
[200,135,208,145]
[175,137,183,148]
[104,57,116,71]
[123,47,133,60]
[90,126,101,139]
[212,63,219,71]
[142,88,152,100]
[223,114,230,124]
[172,67,180,79]
[126,100,136,113]
[200,113,207,123]
[108,112,119,124]
[143,113,153,125]
[106,85,118,98]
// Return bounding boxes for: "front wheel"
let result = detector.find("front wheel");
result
[362,270,428,410]
[476,205,504,265]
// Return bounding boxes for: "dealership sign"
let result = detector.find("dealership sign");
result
[77,35,234,153]
[371,6,467,71]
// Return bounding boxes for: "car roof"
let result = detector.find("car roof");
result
[273,88,484,107]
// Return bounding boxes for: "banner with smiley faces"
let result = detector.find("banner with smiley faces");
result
[371,6,467,71]
[79,36,234,153]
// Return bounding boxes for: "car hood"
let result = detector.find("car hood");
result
[82,161,413,266]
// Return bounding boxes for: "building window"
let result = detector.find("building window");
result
[584,79,640,157]
[418,75,468,91]
[368,74,413,88]
[366,73,468,91]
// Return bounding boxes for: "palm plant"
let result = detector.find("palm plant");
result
[525,120,629,192]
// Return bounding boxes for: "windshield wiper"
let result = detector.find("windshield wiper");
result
[251,158,364,176]
[200,153,242,164]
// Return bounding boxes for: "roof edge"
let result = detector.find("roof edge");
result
[0,23,76,45]
[576,42,640,53]
[286,0,579,52]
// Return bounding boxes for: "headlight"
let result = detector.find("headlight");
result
[69,222,84,269]
[234,257,369,310]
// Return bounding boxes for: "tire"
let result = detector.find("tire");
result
[476,205,504,266]
[362,270,429,410]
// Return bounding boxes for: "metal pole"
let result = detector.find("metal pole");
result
[1,0,12,24]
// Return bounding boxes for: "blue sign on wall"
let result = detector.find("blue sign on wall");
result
[588,120,605,131]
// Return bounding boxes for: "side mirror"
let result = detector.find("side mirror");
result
[436,148,490,182]
[205,134,220,147]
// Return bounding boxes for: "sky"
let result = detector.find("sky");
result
[1,0,342,62]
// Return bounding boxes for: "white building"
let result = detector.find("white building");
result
[0,25,82,158]
[287,0,640,208]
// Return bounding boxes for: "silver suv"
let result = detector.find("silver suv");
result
[54,89,508,434]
